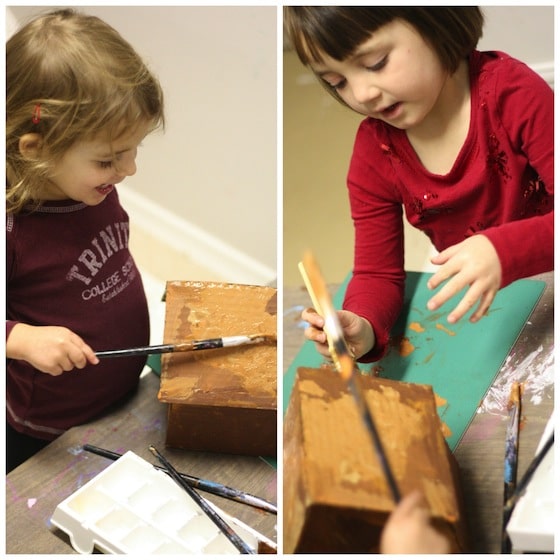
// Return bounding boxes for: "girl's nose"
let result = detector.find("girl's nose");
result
[115,153,137,179]
[350,77,380,105]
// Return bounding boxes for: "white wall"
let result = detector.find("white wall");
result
[478,6,554,85]
[6,5,555,286]
[7,5,277,283]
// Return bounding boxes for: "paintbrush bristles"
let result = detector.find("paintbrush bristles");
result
[173,334,275,352]
[507,381,521,408]
[299,252,355,366]
[298,260,322,315]
[337,354,355,382]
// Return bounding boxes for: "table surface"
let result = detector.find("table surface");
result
[5,272,554,554]
[283,271,554,554]
[6,371,277,554]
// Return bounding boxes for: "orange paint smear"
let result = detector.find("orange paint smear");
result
[507,381,521,410]
[440,421,452,438]
[409,321,425,333]
[398,336,415,357]
[436,323,456,336]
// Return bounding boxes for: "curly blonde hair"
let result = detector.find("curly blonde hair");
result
[6,9,165,213]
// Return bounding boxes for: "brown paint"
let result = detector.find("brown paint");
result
[158,281,277,455]
[440,422,453,438]
[265,292,277,315]
[283,367,468,553]
[436,323,456,336]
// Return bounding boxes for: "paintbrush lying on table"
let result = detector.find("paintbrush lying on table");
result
[96,333,276,359]
[81,443,277,514]
[149,445,256,554]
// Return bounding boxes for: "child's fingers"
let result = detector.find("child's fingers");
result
[304,324,327,345]
[427,272,468,312]
[469,289,496,323]
[391,490,428,521]
[427,258,460,291]
[82,343,100,365]
[301,307,324,328]
[446,283,493,324]
[428,244,458,274]
[444,284,481,323]
[67,333,99,367]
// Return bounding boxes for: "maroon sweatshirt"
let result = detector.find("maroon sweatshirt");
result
[343,51,553,362]
[6,189,149,439]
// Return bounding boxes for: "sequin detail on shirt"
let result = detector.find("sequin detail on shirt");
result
[487,133,512,180]
[380,143,401,164]
[521,177,552,216]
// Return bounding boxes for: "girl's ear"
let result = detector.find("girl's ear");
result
[18,133,43,159]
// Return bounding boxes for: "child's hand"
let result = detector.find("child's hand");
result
[427,234,502,324]
[380,491,451,554]
[6,323,99,376]
[301,307,375,360]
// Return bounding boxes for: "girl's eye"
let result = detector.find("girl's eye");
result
[330,79,347,91]
[366,55,388,72]
[321,76,347,91]
[98,161,113,169]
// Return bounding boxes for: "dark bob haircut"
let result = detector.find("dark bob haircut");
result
[284,6,484,75]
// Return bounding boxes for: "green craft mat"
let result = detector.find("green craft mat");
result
[283,272,545,451]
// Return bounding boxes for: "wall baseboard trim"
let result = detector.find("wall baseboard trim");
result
[118,184,276,286]
[531,61,554,88]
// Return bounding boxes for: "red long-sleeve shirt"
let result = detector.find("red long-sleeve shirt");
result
[344,50,553,362]
[6,189,150,439]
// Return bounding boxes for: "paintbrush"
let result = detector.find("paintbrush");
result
[503,431,554,517]
[96,333,275,359]
[81,444,277,514]
[299,251,401,504]
[149,445,256,554]
[501,381,521,553]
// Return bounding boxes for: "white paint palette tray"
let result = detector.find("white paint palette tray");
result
[51,451,269,554]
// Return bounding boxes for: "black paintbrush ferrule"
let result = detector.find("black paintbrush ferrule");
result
[149,445,256,554]
[81,444,277,514]
[191,337,224,350]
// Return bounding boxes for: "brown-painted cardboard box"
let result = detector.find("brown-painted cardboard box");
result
[158,281,277,456]
[284,366,468,553]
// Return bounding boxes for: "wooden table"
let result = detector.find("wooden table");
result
[6,371,277,554]
[283,271,554,554]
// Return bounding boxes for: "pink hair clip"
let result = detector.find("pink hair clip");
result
[32,103,41,124]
